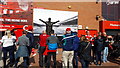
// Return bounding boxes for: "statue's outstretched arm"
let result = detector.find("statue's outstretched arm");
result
[39,19,47,24]
[52,20,60,24]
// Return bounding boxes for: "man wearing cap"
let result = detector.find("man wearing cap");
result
[62,28,75,68]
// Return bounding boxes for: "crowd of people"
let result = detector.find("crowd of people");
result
[0,29,34,68]
[0,27,119,68]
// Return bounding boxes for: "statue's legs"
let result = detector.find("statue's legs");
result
[46,29,51,35]
[46,27,53,35]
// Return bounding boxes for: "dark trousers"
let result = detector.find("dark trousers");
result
[26,46,32,65]
[0,47,2,60]
[2,46,15,66]
[96,51,102,65]
[80,59,89,68]
[92,46,96,62]
[15,57,28,68]
[27,46,32,56]
[39,46,46,67]
[46,52,56,68]
[73,51,78,68]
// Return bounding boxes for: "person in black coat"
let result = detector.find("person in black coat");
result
[26,29,34,66]
[94,36,104,66]
[78,35,92,68]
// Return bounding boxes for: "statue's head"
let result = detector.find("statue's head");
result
[48,18,51,21]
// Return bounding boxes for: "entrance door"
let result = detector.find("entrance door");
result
[105,29,120,36]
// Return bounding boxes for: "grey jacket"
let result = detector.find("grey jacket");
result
[47,36,59,44]
[15,35,29,58]
[17,35,29,46]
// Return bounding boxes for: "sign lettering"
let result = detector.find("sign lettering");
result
[0,18,28,22]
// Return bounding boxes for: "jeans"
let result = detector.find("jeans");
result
[15,57,28,68]
[80,59,89,68]
[62,51,74,68]
[96,51,102,65]
[2,46,15,67]
[73,51,78,68]
[103,47,108,62]
[46,52,56,68]
[39,46,46,67]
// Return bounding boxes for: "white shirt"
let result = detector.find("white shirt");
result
[1,35,16,47]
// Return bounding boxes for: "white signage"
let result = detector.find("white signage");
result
[0,18,28,22]
[0,25,15,28]
[106,0,119,5]
[110,24,120,26]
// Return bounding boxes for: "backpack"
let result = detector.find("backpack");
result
[62,34,75,51]
[48,43,58,50]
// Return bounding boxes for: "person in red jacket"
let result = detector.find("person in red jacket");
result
[38,30,50,67]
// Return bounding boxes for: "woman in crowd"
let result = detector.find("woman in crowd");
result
[78,35,92,68]
[0,39,3,68]
[105,36,114,60]
[101,32,108,62]
[14,30,29,68]
[1,30,16,68]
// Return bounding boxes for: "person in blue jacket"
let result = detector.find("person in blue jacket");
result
[72,32,80,68]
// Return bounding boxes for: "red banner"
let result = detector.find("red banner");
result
[99,21,120,32]
[0,24,32,30]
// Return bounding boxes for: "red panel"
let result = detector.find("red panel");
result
[78,29,86,37]
[104,21,119,29]
[78,29,98,37]
[7,1,19,9]
[14,29,23,40]
[88,30,98,37]
[99,21,120,33]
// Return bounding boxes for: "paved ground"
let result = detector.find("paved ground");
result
[29,49,120,68]
[0,48,120,68]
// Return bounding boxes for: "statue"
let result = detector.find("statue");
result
[39,18,59,35]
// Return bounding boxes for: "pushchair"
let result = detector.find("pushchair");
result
[109,42,120,59]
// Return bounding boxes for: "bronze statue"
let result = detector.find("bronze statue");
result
[39,18,59,35]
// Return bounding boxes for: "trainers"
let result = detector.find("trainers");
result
[29,64,32,67]
[96,64,99,66]
[103,61,106,63]
[106,61,110,63]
